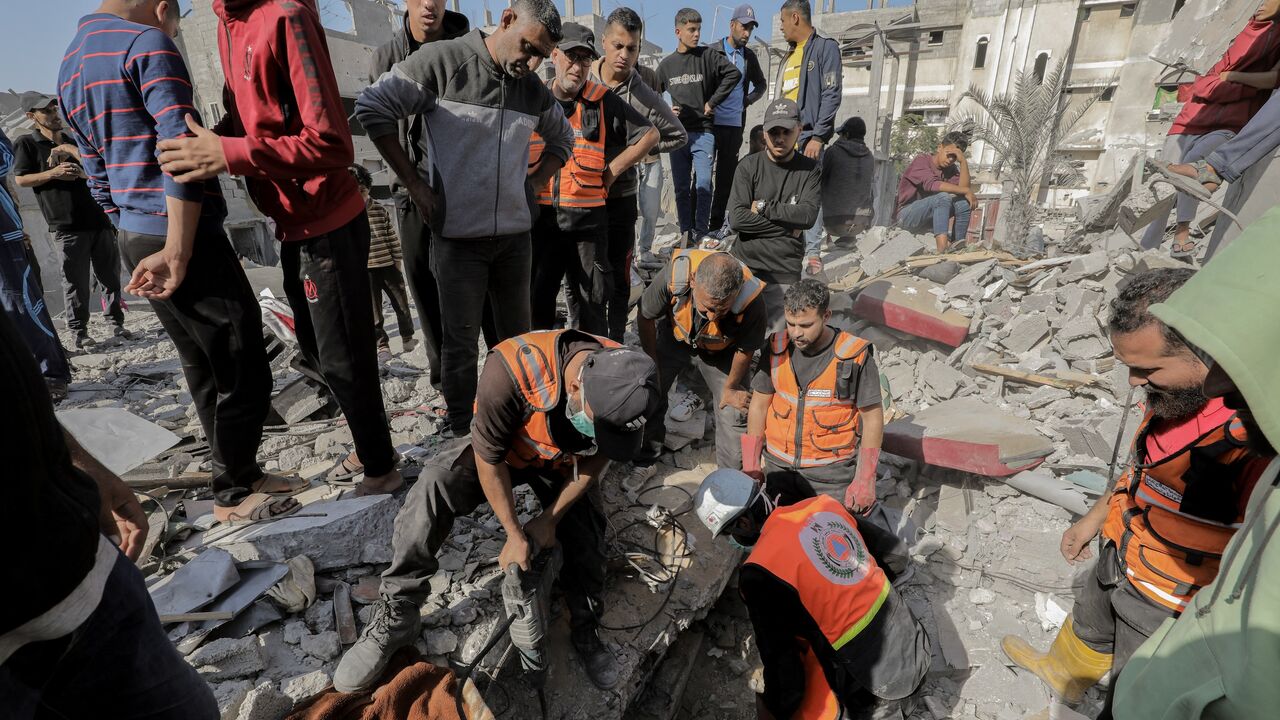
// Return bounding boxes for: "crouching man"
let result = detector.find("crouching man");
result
[694,468,930,719]
[335,330,661,693]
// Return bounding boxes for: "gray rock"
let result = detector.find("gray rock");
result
[210,495,399,571]
[919,260,963,284]
[450,597,479,626]
[282,620,307,645]
[305,599,335,633]
[236,682,292,720]
[212,680,253,720]
[1000,313,1050,355]
[299,630,342,661]
[189,637,265,681]
[424,627,459,655]
[382,378,412,403]
[280,670,332,704]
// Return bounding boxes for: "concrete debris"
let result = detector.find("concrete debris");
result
[210,495,398,571]
[853,277,971,347]
[298,630,342,661]
[280,670,332,704]
[188,637,266,681]
[56,407,180,475]
[235,682,292,720]
[883,398,1055,477]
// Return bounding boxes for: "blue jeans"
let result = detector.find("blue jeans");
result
[1206,89,1280,183]
[897,193,971,242]
[670,130,715,235]
[1,548,219,719]
[1140,130,1234,249]
[636,160,664,254]
[0,211,69,384]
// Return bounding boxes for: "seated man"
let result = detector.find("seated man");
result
[335,330,661,693]
[1001,268,1272,705]
[693,468,930,719]
[631,250,766,487]
[894,131,975,254]
[821,117,876,243]
[742,279,884,513]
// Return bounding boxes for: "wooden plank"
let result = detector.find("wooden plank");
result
[904,249,1025,269]
[159,611,235,624]
[970,363,1099,391]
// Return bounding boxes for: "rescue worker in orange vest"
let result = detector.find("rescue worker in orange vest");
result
[629,249,768,487]
[335,330,661,694]
[1001,268,1271,705]
[742,279,885,515]
[694,468,930,719]
[528,22,657,335]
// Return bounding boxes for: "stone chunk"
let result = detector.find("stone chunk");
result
[424,627,459,655]
[212,680,253,720]
[236,682,292,720]
[943,259,998,299]
[919,260,963,284]
[281,670,332,705]
[860,229,928,276]
[210,495,398,571]
[299,630,342,661]
[853,277,970,347]
[1058,251,1109,283]
[188,637,265,681]
[1000,313,1050,355]
[883,398,1054,477]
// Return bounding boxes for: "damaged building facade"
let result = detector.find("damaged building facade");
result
[764,0,1204,206]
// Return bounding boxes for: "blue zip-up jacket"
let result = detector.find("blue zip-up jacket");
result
[778,30,843,151]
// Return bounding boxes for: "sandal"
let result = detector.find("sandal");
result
[1147,160,1216,200]
[326,453,364,483]
[214,493,301,526]
[251,472,309,496]
[1170,238,1199,259]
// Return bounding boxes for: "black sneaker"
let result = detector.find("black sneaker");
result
[74,331,95,349]
[571,626,620,690]
[113,325,133,340]
[333,598,422,693]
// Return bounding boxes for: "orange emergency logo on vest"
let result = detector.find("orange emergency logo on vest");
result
[800,512,869,585]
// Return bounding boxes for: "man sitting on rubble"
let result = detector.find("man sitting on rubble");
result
[894,131,976,254]
[629,250,767,487]
[1001,267,1272,705]
[742,279,885,517]
[694,468,930,719]
[335,331,661,694]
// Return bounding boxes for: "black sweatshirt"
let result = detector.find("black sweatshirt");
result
[729,151,821,284]
[656,46,741,133]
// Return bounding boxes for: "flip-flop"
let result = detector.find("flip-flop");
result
[215,493,302,526]
[1147,160,1215,200]
[251,472,309,496]
[1170,238,1199,259]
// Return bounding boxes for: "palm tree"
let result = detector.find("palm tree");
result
[954,58,1102,247]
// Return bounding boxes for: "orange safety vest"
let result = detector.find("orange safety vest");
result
[667,249,765,352]
[745,494,891,719]
[486,329,620,470]
[1101,411,1267,612]
[764,329,872,470]
[528,79,609,209]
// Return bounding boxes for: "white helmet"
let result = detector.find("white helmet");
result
[694,468,760,537]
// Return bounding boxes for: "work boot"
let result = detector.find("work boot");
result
[1001,615,1112,703]
[571,626,620,690]
[113,325,133,340]
[75,331,95,349]
[333,597,421,693]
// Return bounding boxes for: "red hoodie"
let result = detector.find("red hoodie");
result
[212,0,363,241]
[1172,18,1280,136]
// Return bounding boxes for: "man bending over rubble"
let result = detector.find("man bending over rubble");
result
[742,279,885,515]
[1001,267,1272,706]
[335,331,661,694]
[894,131,975,254]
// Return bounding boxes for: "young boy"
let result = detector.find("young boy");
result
[350,165,416,362]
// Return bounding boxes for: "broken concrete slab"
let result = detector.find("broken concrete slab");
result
[859,229,930,276]
[188,637,266,681]
[209,495,398,571]
[882,399,1054,477]
[150,548,240,618]
[853,277,971,347]
[1000,313,1050,355]
[57,407,180,476]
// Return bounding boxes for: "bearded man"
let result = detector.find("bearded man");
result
[999,268,1273,706]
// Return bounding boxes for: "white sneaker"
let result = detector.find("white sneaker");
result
[668,392,704,422]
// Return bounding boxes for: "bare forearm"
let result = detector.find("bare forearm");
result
[957,160,971,189]
[373,133,421,190]
[748,392,772,437]
[165,195,200,258]
[546,455,608,522]
[858,405,884,450]
[935,181,970,195]
[476,458,524,538]
[14,172,54,188]
[726,350,753,389]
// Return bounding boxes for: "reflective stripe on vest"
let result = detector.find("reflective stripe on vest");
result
[764,330,872,469]
[745,495,890,654]
[489,329,620,469]
[1101,410,1262,611]
[667,249,765,352]
[528,80,608,209]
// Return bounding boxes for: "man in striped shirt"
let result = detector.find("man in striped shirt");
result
[58,0,302,525]
[351,165,416,361]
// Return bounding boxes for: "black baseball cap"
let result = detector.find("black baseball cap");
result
[558,23,600,59]
[581,346,660,461]
[763,98,800,131]
[22,92,57,112]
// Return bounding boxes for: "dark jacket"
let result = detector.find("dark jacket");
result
[778,29,843,150]
[656,47,742,133]
[728,151,821,284]
[367,8,470,199]
[821,137,875,221]
[708,39,768,124]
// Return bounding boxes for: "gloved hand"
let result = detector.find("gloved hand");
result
[844,447,880,514]
[741,435,765,483]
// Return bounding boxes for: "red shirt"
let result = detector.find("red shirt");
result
[894,153,957,216]
[212,0,364,241]
[1171,19,1280,136]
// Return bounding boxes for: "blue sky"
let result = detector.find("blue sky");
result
[1,0,790,94]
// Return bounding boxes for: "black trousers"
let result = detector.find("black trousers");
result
[604,194,638,342]
[118,228,270,507]
[55,227,124,332]
[710,124,746,231]
[380,440,606,630]
[1071,546,1174,669]
[280,213,396,477]
[397,200,442,386]
[369,264,414,349]
[530,206,609,336]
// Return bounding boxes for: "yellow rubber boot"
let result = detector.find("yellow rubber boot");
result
[1000,616,1113,703]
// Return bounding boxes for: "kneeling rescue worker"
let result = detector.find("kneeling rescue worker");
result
[335,330,661,693]
[1001,268,1272,703]
[695,468,931,719]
